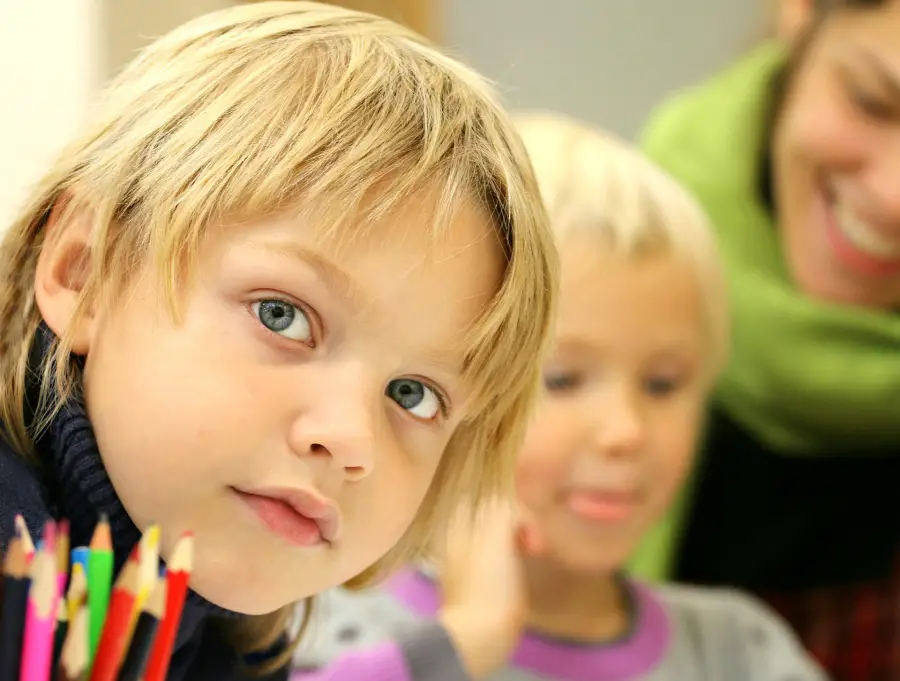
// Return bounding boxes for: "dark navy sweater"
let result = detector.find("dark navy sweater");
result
[0,331,289,681]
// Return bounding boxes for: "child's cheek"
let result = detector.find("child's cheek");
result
[515,447,565,510]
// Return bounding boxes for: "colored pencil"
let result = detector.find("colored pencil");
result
[65,565,87,625]
[141,534,193,681]
[20,548,58,681]
[55,521,70,600]
[0,538,29,681]
[57,606,88,681]
[15,515,35,563]
[127,526,159,638]
[52,599,69,670]
[41,521,60,622]
[87,558,138,681]
[69,549,88,577]
[114,577,165,681]
[86,517,113,665]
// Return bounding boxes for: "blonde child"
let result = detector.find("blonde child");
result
[290,113,826,681]
[0,2,557,679]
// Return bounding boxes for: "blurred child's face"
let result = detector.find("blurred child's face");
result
[51,189,503,613]
[516,238,709,574]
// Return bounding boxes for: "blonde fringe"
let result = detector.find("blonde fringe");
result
[514,112,729,377]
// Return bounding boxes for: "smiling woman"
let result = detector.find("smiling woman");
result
[633,1,900,679]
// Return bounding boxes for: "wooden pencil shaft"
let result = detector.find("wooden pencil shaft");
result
[58,608,88,681]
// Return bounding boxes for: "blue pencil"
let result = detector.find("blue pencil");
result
[71,546,89,574]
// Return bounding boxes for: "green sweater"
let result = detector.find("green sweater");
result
[628,44,900,588]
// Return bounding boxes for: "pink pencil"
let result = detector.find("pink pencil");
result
[20,547,58,681]
[40,520,62,631]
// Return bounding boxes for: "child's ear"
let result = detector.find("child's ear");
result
[777,0,816,42]
[34,196,97,355]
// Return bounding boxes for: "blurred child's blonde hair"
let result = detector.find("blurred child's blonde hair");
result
[515,112,728,376]
[0,1,557,666]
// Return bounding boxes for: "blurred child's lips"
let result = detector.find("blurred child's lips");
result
[565,490,637,523]
[232,486,340,546]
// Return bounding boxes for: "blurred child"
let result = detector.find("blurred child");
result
[0,2,557,678]
[290,113,826,681]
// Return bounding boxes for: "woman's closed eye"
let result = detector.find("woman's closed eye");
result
[386,378,447,421]
[252,298,314,345]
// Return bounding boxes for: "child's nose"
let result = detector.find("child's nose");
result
[592,394,644,459]
[286,366,379,481]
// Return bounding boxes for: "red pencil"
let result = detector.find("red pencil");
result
[88,559,139,681]
[141,534,193,681]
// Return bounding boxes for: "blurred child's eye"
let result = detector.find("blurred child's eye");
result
[386,379,446,420]
[252,299,313,345]
[848,85,898,122]
[543,372,581,393]
[644,376,680,396]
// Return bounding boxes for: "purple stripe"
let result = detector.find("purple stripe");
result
[290,641,413,681]
[387,570,670,681]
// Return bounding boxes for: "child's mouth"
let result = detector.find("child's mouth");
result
[565,489,637,524]
[232,486,340,547]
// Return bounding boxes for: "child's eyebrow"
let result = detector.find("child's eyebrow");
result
[256,240,367,306]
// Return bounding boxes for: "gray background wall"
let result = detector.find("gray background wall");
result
[443,1,769,140]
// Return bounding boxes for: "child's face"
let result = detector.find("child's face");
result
[73,191,503,613]
[516,237,709,574]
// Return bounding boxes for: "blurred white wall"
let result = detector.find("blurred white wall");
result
[0,0,101,231]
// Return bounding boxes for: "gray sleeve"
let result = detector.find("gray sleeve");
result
[293,588,471,681]
[729,593,828,681]
[396,621,471,681]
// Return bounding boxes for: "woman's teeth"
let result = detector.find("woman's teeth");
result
[834,199,900,259]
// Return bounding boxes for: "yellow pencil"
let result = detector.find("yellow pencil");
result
[66,562,87,623]
[127,525,160,638]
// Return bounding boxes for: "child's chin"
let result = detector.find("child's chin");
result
[192,573,292,615]
[550,542,631,576]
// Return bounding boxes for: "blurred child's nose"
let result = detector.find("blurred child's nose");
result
[591,385,644,458]
[286,362,379,481]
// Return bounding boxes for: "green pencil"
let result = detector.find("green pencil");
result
[87,515,113,665]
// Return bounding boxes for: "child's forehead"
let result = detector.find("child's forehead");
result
[216,184,498,265]
[553,247,708,351]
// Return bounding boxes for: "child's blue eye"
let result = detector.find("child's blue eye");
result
[543,372,581,393]
[386,379,443,420]
[252,299,312,343]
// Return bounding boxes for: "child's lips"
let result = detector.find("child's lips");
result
[565,489,638,524]
[232,485,341,546]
